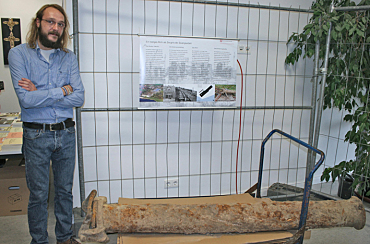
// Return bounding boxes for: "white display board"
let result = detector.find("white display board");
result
[139,36,238,108]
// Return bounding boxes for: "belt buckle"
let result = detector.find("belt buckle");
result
[49,122,58,131]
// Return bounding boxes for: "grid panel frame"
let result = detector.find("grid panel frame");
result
[75,0,321,204]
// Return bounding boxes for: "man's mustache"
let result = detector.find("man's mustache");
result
[48,30,60,37]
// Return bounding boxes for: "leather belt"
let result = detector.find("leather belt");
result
[23,118,75,131]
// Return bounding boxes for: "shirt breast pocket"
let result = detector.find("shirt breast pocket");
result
[57,69,70,85]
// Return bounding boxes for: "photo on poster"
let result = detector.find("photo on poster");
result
[163,84,197,102]
[215,85,236,102]
[197,84,215,102]
[139,84,163,102]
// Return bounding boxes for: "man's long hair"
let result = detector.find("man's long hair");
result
[26,4,70,52]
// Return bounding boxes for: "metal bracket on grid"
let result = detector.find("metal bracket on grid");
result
[319,68,327,74]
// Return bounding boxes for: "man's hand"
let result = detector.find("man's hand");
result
[61,85,73,96]
[18,78,37,91]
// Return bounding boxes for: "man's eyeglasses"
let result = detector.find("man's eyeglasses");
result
[41,19,65,29]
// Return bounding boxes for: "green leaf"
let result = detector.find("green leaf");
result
[304,23,313,30]
[332,16,339,21]
[332,30,337,41]
[335,25,342,32]
[314,11,322,17]
[344,114,353,121]
[359,113,367,123]
[349,27,355,36]
[359,123,366,132]
[356,29,364,38]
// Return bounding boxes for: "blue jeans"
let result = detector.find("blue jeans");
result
[23,125,76,244]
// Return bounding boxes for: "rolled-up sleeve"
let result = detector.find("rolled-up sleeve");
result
[55,52,85,108]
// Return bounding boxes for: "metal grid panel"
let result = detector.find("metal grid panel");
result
[75,0,315,204]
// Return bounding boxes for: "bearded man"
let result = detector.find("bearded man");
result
[8,4,84,244]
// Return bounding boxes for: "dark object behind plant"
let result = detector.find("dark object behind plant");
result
[338,174,354,199]
[285,0,370,197]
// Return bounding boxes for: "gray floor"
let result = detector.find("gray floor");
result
[1,161,369,243]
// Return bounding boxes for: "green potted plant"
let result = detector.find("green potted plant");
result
[285,0,370,199]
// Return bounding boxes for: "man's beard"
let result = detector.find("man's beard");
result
[38,27,62,49]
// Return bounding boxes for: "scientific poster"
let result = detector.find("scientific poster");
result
[139,36,237,108]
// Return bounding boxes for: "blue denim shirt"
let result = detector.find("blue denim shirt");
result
[8,43,84,124]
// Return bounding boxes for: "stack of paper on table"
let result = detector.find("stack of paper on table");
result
[0,112,20,118]
[0,132,9,140]
[0,112,22,155]
[0,119,13,127]
[0,131,9,152]
[11,119,22,127]
[0,127,12,132]
[1,137,22,153]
